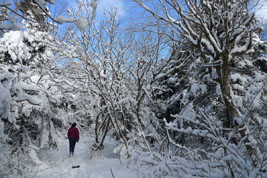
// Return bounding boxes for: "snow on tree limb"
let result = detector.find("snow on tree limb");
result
[76,18,87,31]
[0,0,91,30]
[0,24,22,30]
[55,16,75,24]
[0,1,12,6]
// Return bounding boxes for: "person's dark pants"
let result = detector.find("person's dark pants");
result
[69,138,77,155]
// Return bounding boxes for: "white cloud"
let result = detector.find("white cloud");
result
[97,0,125,17]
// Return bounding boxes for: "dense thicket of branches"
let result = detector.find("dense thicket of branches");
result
[0,0,267,177]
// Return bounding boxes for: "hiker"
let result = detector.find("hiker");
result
[67,122,79,157]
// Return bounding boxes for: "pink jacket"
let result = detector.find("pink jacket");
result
[68,127,79,140]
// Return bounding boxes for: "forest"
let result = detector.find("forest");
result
[0,0,267,177]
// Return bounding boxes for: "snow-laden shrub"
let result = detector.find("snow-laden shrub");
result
[0,27,70,176]
[124,108,267,177]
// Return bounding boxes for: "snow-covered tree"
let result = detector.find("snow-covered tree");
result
[130,0,267,177]
[1,0,266,177]
[0,0,88,31]
[57,3,170,155]
[134,0,261,128]
[0,17,72,176]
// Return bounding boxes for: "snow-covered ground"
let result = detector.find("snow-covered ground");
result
[33,134,137,178]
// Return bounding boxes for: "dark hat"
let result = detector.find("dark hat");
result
[71,122,76,128]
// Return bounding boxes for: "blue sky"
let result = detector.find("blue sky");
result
[51,0,133,19]
[51,0,267,23]
[255,0,267,22]
[49,0,152,24]
[1,0,266,23]
[74,0,267,22]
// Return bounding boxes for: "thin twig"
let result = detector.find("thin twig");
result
[0,5,36,23]
[110,168,116,178]
[32,0,62,24]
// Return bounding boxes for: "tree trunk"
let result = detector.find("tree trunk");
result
[217,54,239,128]
[218,55,257,163]
[99,119,110,147]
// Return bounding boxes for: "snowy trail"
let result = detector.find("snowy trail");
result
[34,134,137,178]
